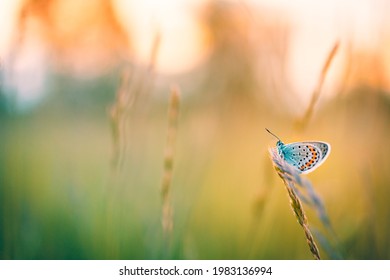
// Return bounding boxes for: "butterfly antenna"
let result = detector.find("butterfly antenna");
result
[265,128,281,141]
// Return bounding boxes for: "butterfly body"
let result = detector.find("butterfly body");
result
[266,129,330,174]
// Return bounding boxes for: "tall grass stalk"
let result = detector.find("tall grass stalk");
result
[109,68,133,170]
[269,143,342,259]
[108,31,161,172]
[161,85,180,255]
[297,41,339,130]
[105,31,161,258]
[269,148,321,259]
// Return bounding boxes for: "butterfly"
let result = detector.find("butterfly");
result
[266,128,331,174]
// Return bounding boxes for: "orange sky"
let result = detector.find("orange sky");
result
[1,0,389,103]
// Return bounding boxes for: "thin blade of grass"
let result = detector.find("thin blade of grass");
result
[161,85,181,257]
[296,41,339,130]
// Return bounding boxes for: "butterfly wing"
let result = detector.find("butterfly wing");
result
[281,142,330,174]
[308,142,331,162]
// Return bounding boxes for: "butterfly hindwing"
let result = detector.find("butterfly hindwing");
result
[309,142,331,161]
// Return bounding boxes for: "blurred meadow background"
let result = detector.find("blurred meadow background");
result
[1,0,390,260]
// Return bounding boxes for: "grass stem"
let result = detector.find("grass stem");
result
[297,41,339,130]
[269,148,321,259]
[161,85,180,256]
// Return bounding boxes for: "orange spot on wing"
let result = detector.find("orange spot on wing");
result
[303,146,318,168]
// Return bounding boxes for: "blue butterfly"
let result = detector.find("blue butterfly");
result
[266,128,331,174]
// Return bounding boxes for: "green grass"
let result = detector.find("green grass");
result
[1,83,390,259]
